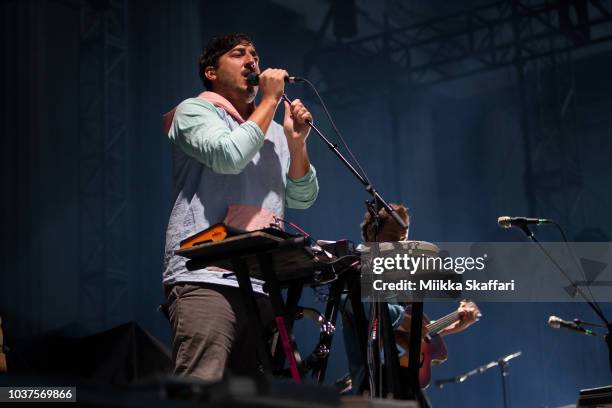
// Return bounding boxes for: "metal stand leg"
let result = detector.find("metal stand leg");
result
[406,301,428,406]
[368,303,382,397]
[379,301,405,399]
[500,361,510,408]
[231,257,272,375]
[270,283,302,371]
[348,275,370,393]
[257,254,301,383]
[310,277,343,384]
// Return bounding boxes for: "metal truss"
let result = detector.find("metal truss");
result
[303,0,612,216]
[78,0,129,332]
[305,0,612,106]
[530,48,590,232]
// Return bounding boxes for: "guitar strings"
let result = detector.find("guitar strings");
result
[426,311,459,336]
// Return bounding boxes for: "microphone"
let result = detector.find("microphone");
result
[246,72,303,86]
[548,315,597,336]
[497,216,552,229]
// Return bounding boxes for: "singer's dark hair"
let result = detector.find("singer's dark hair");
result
[361,203,410,242]
[198,33,254,90]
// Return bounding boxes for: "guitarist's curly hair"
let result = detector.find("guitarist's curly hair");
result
[360,203,409,242]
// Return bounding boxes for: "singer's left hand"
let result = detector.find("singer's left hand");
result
[283,99,312,147]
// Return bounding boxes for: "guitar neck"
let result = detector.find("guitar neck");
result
[426,311,459,336]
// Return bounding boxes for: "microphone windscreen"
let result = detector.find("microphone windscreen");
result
[548,315,561,329]
[497,216,512,228]
[246,72,259,86]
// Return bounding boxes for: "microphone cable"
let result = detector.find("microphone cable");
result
[552,221,606,322]
[297,77,375,190]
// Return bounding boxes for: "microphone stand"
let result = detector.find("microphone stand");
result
[281,94,415,402]
[519,226,612,372]
[575,319,608,329]
[434,351,522,408]
[281,94,407,230]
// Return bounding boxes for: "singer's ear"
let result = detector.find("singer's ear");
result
[204,66,217,82]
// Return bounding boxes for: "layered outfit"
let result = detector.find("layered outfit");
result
[162,92,318,380]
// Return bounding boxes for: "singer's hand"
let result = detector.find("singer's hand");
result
[283,99,312,147]
[284,99,312,179]
[258,68,287,102]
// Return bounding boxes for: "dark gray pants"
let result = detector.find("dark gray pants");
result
[166,282,274,382]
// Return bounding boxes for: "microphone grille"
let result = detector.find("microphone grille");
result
[246,72,259,86]
[548,315,561,329]
[497,216,512,228]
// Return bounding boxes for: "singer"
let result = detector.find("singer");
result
[162,33,319,381]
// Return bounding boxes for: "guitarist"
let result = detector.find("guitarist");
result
[339,204,480,394]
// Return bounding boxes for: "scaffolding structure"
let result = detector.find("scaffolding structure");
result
[78,0,129,331]
[305,0,612,214]
[306,0,612,105]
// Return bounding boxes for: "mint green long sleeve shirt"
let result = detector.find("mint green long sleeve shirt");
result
[168,98,318,208]
[164,97,319,288]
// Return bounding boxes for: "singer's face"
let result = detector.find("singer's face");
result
[211,42,260,103]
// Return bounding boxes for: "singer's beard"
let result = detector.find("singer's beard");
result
[226,76,257,104]
[244,84,257,103]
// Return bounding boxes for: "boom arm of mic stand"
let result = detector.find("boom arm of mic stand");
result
[281,93,412,398]
[434,351,521,389]
[520,228,609,325]
[434,376,463,389]
[280,94,407,231]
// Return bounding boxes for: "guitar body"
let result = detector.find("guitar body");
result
[395,313,448,388]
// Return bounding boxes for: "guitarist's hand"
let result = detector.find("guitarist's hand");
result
[441,300,480,336]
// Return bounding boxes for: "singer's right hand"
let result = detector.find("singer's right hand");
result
[258,68,287,101]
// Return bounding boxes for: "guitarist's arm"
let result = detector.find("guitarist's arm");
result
[439,300,480,336]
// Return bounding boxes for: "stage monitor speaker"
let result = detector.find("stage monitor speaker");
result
[7,321,172,385]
